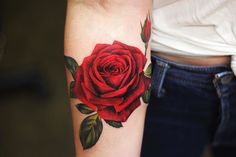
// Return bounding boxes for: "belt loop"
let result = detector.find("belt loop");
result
[152,60,170,98]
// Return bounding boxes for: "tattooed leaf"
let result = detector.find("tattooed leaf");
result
[70,81,76,98]
[80,114,103,149]
[142,88,151,104]
[76,103,94,114]
[64,56,78,78]
[105,120,123,128]
[144,63,152,78]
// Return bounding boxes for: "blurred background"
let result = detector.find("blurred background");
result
[0,0,74,157]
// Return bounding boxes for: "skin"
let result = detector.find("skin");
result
[153,52,231,66]
[64,0,152,157]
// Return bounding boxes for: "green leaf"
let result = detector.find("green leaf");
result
[140,21,143,30]
[105,120,123,128]
[64,56,78,78]
[144,63,152,78]
[140,22,146,42]
[80,114,103,149]
[76,103,94,114]
[142,88,151,104]
[70,81,76,98]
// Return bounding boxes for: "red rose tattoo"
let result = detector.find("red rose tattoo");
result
[74,40,149,122]
[64,13,152,150]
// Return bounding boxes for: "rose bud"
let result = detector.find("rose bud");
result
[141,14,151,43]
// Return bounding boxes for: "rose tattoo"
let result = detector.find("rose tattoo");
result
[64,13,152,149]
[75,40,150,122]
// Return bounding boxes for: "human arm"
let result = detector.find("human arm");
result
[64,0,152,156]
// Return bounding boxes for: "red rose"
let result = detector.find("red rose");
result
[141,14,151,43]
[73,41,149,122]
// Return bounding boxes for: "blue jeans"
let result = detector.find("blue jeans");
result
[141,55,236,157]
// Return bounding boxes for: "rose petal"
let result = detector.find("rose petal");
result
[80,82,124,106]
[91,43,111,56]
[100,74,138,98]
[93,58,110,84]
[104,74,126,89]
[73,68,97,111]
[114,75,146,112]
[80,56,103,95]
[113,40,131,50]
[97,98,141,122]
[89,69,115,93]
[118,55,135,88]
[96,42,123,55]
[130,47,147,73]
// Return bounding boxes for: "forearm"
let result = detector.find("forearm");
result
[64,1,152,157]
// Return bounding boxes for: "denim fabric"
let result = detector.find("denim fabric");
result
[141,55,236,157]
